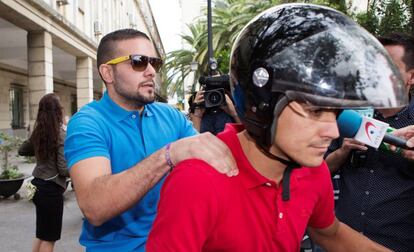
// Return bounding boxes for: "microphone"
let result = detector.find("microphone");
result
[337,110,412,150]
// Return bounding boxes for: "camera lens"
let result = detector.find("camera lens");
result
[208,91,222,105]
[204,88,225,108]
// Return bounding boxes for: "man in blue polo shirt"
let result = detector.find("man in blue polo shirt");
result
[64,29,237,251]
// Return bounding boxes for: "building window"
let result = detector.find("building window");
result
[70,94,77,115]
[9,87,23,129]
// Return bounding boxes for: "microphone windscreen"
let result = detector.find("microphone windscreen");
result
[337,110,363,138]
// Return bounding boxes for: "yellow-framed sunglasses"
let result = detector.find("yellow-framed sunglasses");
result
[105,54,163,72]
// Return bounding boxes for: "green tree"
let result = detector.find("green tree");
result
[163,0,412,99]
[164,0,278,97]
[356,0,412,36]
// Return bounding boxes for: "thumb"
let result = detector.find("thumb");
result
[406,138,414,148]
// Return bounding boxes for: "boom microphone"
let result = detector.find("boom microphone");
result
[337,110,412,150]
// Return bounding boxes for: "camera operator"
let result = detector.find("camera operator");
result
[189,87,240,135]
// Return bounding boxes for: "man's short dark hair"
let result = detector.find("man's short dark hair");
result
[378,33,414,70]
[97,29,150,68]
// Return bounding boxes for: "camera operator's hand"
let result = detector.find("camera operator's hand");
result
[193,90,205,115]
[189,90,206,132]
[220,94,241,123]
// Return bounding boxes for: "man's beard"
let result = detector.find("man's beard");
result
[114,82,155,107]
[112,68,156,108]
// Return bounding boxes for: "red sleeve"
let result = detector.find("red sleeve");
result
[308,162,335,229]
[147,159,222,252]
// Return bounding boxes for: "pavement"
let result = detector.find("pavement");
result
[0,157,84,252]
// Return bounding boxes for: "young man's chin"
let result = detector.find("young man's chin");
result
[299,157,324,168]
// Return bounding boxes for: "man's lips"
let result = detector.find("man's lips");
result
[140,82,155,88]
[310,145,329,152]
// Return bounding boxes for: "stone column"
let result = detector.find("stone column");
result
[27,31,54,128]
[76,56,93,110]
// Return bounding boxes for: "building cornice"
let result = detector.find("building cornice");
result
[0,0,97,58]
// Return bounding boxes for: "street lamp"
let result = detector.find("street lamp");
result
[190,61,198,72]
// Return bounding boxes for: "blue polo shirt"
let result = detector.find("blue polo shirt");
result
[64,92,197,251]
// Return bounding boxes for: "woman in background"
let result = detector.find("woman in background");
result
[19,93,69,252]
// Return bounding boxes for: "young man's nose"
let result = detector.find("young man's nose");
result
[322,121,340,139]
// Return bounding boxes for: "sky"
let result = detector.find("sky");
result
[149,0,183,54]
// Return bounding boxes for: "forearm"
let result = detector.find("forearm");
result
[75,149,170,226]
[310,222,392,252]
[189,114,202,132]
[231,113,241,123]
[325,148,350,173]
[18,140,35,156]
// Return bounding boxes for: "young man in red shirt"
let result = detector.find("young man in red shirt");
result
[147,4,409,251]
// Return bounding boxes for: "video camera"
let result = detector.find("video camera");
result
[199,74,230,108]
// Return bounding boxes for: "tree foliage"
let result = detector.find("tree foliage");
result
[356,0,412,36]
[162,0,413,100]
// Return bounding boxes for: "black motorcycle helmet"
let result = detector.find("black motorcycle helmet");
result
[230,3,408,149]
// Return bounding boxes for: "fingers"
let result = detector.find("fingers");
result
[194,91,205,103]
[392,126,414,148]
[342,138,367,151]
[401,149,414,160]
[193,133,238,176]
[406,139,414,148]
[385,126,414,160]
[346,143,367,151]
[171,133,238,177]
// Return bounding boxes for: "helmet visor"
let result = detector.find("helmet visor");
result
[270,26,408,109]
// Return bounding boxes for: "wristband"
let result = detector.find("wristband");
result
[165,143,175,171]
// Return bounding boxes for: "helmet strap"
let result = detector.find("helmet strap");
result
[256,142,300,201]
[263,95,302,201]
[269,96,289,146]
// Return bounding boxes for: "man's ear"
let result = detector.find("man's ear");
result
[407,68,414,86]
[99,64,114,84]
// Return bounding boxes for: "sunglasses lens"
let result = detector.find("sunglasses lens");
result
[131,55,149,71]
[149,58,163,72]
[131,55,163,72]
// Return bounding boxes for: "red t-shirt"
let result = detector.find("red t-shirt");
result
[147,124,335,252]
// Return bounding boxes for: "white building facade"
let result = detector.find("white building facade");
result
[0,0,164,136]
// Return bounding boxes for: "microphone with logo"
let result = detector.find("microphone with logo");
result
[336,110,413,151]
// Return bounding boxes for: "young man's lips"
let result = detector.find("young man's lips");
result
[312,146,329,151]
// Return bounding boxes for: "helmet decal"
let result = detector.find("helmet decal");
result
[253,67,270,87]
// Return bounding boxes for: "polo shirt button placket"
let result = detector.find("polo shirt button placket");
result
[132,114,137,119]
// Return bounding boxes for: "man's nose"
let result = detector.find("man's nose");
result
[322,121,340,139]
[144,63,156,77]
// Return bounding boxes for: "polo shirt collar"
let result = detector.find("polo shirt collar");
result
[220,124,311,191]
[99,92,153,121]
